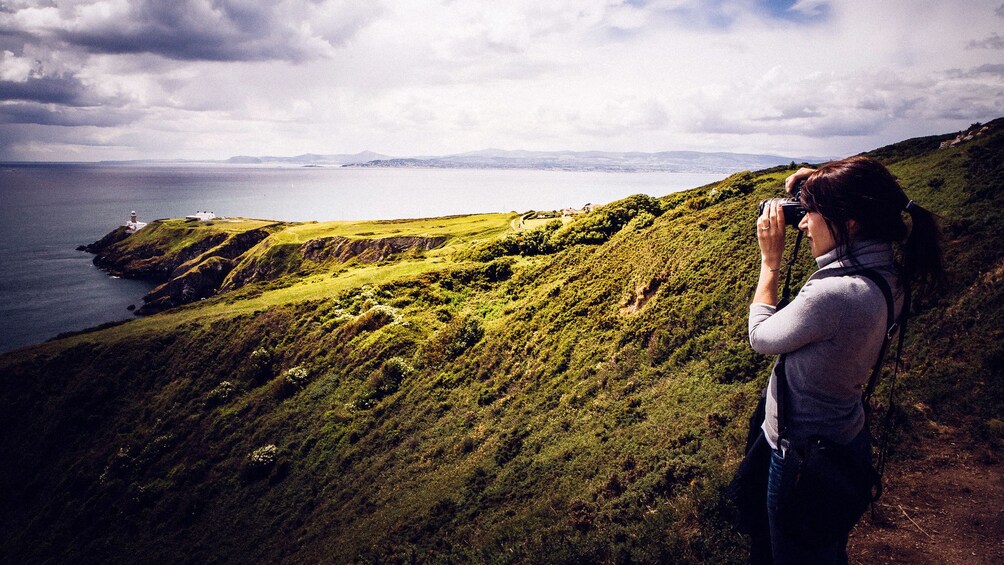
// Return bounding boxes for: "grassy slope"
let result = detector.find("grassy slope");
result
[1,122,1001,564]
[48,213,514,350]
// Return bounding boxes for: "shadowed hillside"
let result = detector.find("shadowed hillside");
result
[1,120,1001,564]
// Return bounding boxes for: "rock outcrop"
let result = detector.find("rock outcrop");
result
[138,256,235,315]
[301,235,447,263]
[76,226,130,254]
[939,122,992,148]
[82,222,279,314]
[223,235,448,289]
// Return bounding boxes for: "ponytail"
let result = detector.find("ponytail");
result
[902,201,944,292]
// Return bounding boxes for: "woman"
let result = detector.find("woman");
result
[748,156,942,564]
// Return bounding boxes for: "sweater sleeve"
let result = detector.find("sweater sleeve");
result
[748,278,840,355]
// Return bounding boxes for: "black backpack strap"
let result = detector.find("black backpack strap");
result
[852,268,912,497]
[853,269,897,403]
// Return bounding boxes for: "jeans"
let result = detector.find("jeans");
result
[765,429,871,565]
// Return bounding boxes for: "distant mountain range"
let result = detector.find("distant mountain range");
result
[224,149,819,174]
[224,151,390,166]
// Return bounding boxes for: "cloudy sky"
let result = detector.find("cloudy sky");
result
[1,0,1002,162]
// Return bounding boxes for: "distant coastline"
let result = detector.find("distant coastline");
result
[338,149,815,174]
[222,148,821,174]
[0,148,825,175]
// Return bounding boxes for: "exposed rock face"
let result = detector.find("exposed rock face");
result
[82,223,277,314]
[138,256,235,315]
[93,232,229,279]
[224,235,448,289]
[301,235,448,263]
[77,226,130,254]
[222,243,305,290]
[167,228,273,278]
[939,123,992,149]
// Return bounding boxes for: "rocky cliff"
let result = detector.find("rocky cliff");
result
[222,234,448,290]
[83,220,450,314]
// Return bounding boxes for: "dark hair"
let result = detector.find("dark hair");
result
[799,155,943,288]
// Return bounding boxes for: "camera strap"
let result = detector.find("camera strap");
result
[776,230,805,310]
[773,229,804,449]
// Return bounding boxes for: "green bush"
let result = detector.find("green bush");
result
[244,444,278,480]
[627,211,656,231]
[246,346,275,385]
[552,194,663,247]
[467,221,560,261]
[448,317,484,358]
[468,195,664,261]
[204,380,236,407]
[419,315,485,367]
[339,305,400,341]
[709,171,757,203]
[363,356,415,401]
[271,365,311,400]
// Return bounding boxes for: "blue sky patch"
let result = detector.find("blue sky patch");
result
[759,0,832,23]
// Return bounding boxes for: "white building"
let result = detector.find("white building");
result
[125,211,147,233]
[186,211,217,221]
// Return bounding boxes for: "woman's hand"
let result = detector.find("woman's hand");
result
[753,200,786,306]
[757,200,785,270]
[785,167,816,194]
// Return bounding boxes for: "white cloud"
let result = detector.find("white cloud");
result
[1,0,1003,160]
[0,50,36,81]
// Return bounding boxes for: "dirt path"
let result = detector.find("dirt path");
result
[848,425,1004,564]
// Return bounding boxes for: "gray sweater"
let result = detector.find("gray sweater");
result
[749,239,902,448]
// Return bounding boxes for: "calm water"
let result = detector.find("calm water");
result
[0,163,723,353]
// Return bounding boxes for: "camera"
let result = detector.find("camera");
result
[757,179,806,227]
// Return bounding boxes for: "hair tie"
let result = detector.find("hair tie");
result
[904,200,916,212]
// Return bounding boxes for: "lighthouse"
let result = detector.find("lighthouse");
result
[125,211,148,234]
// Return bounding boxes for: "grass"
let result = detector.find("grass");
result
[1,119,1001,564]
[267,213,516,243]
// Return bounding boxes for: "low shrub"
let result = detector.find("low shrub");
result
[467,194,664,260]
[552,194,664,247]
[244,444,278,480]
[271,365,311,400]
[419,315,485,367]
[363,356,415,401]
[246,346,275,385]
[205,380,236,407]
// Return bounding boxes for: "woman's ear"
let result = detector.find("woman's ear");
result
[847,218,859,235]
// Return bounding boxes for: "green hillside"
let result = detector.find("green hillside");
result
[2,120,1002,563]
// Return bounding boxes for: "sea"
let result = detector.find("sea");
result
[0,163,724,354]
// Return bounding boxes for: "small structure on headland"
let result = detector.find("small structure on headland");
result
[125,211,147,234]
[186,211,217,221]
[562,203,596,217]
